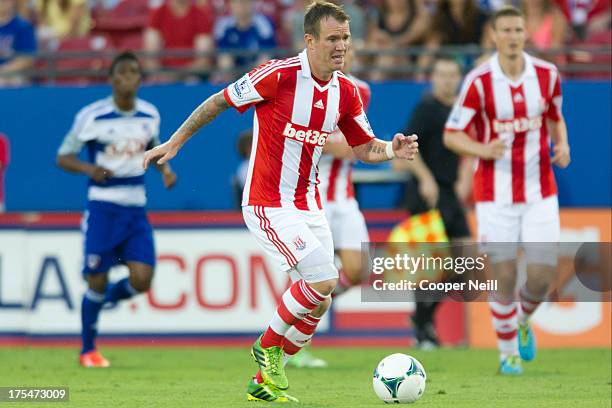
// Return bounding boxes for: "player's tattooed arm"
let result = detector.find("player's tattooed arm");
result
[353,134,418,163]
[352,140,386,163]
[176,91,230,141]
[143,91,229,168]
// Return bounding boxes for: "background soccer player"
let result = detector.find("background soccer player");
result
[444,6,570,375]
[143,1,418,402]
[56,52,177,368]
[394,55,472,349]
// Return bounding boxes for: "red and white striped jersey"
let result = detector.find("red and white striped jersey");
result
[445,52,563,204]
[224,50,375,210]
[318,75,371,204]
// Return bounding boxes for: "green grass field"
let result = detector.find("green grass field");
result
[0,347,610,407]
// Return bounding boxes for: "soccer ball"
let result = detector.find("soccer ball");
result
[372,353,426,404]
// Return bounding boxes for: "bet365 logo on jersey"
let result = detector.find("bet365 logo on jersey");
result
[283,122,329,146]
[493,116,543,133]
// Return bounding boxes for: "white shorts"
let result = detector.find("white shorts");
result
[476,195,560,264]
[242,205,335,279]
[324,199,369,251]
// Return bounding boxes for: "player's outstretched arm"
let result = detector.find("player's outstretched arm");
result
[352,134,418,164]
[443,130,506,160]
[143,91,230,169]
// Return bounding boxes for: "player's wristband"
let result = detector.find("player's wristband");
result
[385,141,395,160]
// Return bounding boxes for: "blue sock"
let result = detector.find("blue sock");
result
[81,289,105,354]
[104,278,139,304]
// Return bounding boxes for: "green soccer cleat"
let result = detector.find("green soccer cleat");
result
[251,335,289,390]
[286,348,328,368]
[246,378,299,403]
[518,322,536,362]
[499,355,523,375]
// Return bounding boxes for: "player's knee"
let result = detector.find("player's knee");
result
[525,265,557,297]
[129,277,151,293]
[492,262,517,294]
[338,250,364,283]
[342,264,362,284]
[87,273,108,293]
[127,263,153,292]
[308,278,338,297]
[297,258,339,290]
[310,296,332,318]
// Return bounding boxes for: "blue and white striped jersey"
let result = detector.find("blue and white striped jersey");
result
[58,97,161,207]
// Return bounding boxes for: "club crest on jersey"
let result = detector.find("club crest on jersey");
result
[87,254,101,270]
[283,122,329,146]
[232,76,252,100]
[292,236,307,251]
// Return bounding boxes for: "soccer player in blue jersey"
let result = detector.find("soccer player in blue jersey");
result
[56,52,177,367]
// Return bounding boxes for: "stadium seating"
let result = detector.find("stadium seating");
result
[41,35,114,85]
[91,0,149,49]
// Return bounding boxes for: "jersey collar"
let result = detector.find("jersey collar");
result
[298,49,339,91]
[109,96,138,116]
[491,52,536,87]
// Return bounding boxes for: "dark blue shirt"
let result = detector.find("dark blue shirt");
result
[0,16,36,65]
[214,14,276,68]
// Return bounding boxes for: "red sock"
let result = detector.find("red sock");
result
[489,295,518,359]
[282,314,322,355]
[518,285,542,323]
[260,280,325,348]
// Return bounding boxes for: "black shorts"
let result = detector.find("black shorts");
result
[403,179,471,239]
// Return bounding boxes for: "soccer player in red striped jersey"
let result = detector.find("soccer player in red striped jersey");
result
[143,1,418,402]
[286,49,371,369]
[444,6,571,375]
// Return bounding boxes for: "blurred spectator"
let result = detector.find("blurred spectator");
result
[285,0,367,51]
[213,0,276,82]
[195,0,216,16]
[0,133,8,212]
[0,0,36,86]
[419,0,492,77]
[16,0,34,20]
[232,128,252,208]
[553,0,610,40]
[144,0,214,81]
[34,0,91,41]
[522,0,568,50]
[555,0,611,78]
[214,0,291,33]
[427,0,490,45]
[367,0,430,80]
[89,0,150,50]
